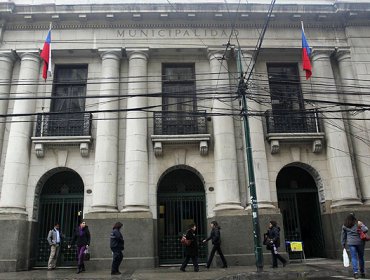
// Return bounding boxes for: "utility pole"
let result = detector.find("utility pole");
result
[237,49,263,272]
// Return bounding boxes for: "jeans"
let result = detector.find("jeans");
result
[111,249,123,273]
[77,245,86,266]
[270,246,286,267]
[206,245,227,268]
[349,244,365,274]
[181,255,199,271]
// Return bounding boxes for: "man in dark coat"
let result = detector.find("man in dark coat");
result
[180,223,199,272]
[110,222,124,275]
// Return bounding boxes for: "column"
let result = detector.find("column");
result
[336,49,370,205]
[209,51,243,211]
[311,49,361,207]
[242,51,274,209]
[0,51,16,158]
[122,49,149,212]
[91,49,122,212]
[0,51,40,213]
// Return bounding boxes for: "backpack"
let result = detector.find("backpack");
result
[180,235,191,246]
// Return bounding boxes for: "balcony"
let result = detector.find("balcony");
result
[151,111,211,157]
[31,113,93,158]
[265,109,325,154]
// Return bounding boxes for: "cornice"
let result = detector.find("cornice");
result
[3,22,354,31]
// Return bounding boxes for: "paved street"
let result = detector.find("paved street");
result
[0,259,369,280]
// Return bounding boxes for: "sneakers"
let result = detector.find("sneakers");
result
[354,273,359,279]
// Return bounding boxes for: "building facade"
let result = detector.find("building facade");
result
[0,0,370,272]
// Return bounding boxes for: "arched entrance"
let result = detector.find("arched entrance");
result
[157,165,207,265]
[277,164,325,258]
[35,168,84,267]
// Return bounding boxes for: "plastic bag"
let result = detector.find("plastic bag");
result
[343,248,349,267]
[84,248,90,261]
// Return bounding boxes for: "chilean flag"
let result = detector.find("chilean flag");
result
[301,22,312,80]
[40,28,52,81]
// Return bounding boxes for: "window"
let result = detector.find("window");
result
[48,65,88,136]
[162,64,196,112]
[161,64,197,134]
[267,64,303,112]
[267,64,309,133]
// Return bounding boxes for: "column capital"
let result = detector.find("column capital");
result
[0,50,17,64]
[334,47,352,63]
[15,50,41,63]
[98,48,122,60]
[311,48,335,62]
[126,48,149,61]
[208,49,225,61]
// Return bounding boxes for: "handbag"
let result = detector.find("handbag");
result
[84,248,90,261]
[343,248,349,267]
[180,235,191,246]
[357,226,370,241]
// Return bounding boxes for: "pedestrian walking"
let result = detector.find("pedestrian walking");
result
[203,221,227,269]
[265,220,287,268]
[47,222,63,270]
[180,223,199,272]
[110,222,124,275]
[341,213,368,279]
[69,220,90,274]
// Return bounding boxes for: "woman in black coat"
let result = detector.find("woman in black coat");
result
[69,220,91,274]
[203,221,227,269]
[180,223,199,272]
[265,220,287,268]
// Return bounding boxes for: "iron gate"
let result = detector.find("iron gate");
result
[278,191,325,258]
[36,195,83,266]
[158,193,207,264]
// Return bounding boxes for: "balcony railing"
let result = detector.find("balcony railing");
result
[153,111,208,135]
[35,112,92,137]
[265,109,322,134]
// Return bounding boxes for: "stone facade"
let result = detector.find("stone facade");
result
[0,0,370,272]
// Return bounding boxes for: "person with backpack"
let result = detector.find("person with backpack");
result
[202,221,227,269]
[265,220,287,268]
[180,223,199,272]
[110,222,124,275]
[341,213,368,279]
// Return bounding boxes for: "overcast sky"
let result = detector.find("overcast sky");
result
[2,0,370,5]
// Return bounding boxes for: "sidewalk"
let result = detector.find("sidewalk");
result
[0,259,367,280]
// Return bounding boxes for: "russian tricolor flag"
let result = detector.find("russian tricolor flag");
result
[301,22,312,80]
[40,27,52,81]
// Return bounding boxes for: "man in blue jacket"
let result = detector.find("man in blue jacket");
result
[110,222,124,275]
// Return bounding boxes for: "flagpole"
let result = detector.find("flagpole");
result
[301,21,304,33]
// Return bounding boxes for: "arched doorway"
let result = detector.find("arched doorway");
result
[35,168,84,267]
[277,165,325,258]
[157,165,207,265]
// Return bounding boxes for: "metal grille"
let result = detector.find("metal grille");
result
[265,109,321,134]
[35,113,92,137]
[36,196,83,266]
[153,111,207,135]
[158,193,207,264]
[278,192,325,259]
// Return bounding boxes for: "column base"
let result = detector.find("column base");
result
[245,201,276,210]
[331,198,362,208]
[213,202,244,212]
[90,206,118,213]
[0,207,28,215]
[121,205,150,212]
